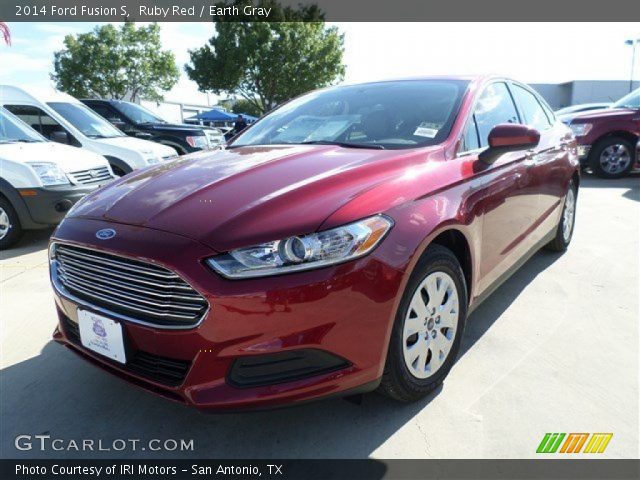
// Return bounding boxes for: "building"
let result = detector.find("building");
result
[139,99,222,124]
[531,80,639,110]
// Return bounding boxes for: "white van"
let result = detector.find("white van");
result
[0,107,115,249]
[0,85,178,176]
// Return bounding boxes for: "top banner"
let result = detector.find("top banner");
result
[1,0,639,22]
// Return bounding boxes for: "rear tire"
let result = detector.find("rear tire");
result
[545,179,577,252]
[589,136,635,179]
[0,197,23,250]
[379,245,467,403]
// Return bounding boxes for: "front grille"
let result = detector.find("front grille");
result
[63,317,191,387]
[53,243,208,328]
[162,154,179,161]
[69,166,113,185]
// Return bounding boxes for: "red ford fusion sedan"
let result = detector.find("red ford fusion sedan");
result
[49,76,579,410]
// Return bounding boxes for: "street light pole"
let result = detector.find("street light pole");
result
[625,38,640,92]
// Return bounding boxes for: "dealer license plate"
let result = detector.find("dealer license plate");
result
[78,309,126,364]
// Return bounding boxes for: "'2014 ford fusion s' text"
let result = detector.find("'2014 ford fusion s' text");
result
[49,76,579,410]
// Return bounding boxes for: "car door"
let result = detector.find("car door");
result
[510,83,570,244]
[459,82,540,295]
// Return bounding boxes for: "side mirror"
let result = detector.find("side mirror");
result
[49,130,69,145]
[479,124,540,164]
[109,120,128,131]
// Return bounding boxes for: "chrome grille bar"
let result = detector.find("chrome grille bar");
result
[58,262,203,301]
[57,245,180,279]
[69,167,113,185]
[52,243,208,328]
[56,255,194,291]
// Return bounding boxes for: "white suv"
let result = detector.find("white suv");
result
[0,107,115,249]
[0,86,178,176]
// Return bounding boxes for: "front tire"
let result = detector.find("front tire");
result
[589,136,635,179]
[0,197,23,250]
[379,245,467,402]
[545,179,577,252]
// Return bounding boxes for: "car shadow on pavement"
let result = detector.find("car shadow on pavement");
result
[0,340,437,460]
[460,250,562,358]
[0,228,54,261]
[1,247,566,460]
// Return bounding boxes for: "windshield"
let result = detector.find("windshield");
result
[114,102,166,124]
[613,89,640,109]
[231,80,469,150]
[47,102,125,138]
[0,107,46,144]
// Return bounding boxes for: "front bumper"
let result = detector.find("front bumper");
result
[50,218,403,411]
[19,184,102,227]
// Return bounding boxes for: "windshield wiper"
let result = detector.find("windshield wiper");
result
[87,134,122,139]
[299,140,385,150]
[226,141,386,150]
[0,139,41,143]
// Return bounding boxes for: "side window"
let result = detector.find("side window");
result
[93,105,125,123]
[4,104,72,143]
[539,100,556,126]
[90,104,111,118]
[511,85,552,131]
[474,83,519,147]
[462,115,480,152]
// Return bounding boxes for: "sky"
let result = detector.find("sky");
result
[1,22,639,106]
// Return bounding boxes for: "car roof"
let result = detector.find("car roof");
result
[81,98,127,105]
[0,85,82,104]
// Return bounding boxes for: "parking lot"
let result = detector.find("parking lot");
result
[0,175,638,459]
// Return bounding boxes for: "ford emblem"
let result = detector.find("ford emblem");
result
[96,228,116,240]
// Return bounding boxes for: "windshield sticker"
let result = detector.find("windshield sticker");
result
[414,125,439,138]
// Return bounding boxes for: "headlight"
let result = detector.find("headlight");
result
[186,135,209,149]
[28,162,70,186]
[207,215,393,279]
[145,156,161,165]
[570,123,592,137]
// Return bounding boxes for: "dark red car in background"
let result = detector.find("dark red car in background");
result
[569,88,640,178]
[49,76,579,411]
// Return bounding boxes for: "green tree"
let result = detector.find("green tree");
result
[230,98,262,118]
[186,1,345,115]
[52,23,179,102]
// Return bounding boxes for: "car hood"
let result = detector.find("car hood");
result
[96,135,177,157]
[69,144,437,252]
[569,107,637,124]
[0,141,109,172]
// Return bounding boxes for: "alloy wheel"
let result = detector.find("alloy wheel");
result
[562,187,576,242]
[402,271,459,379]
[0,207,10,240]
[600,144,631,175]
